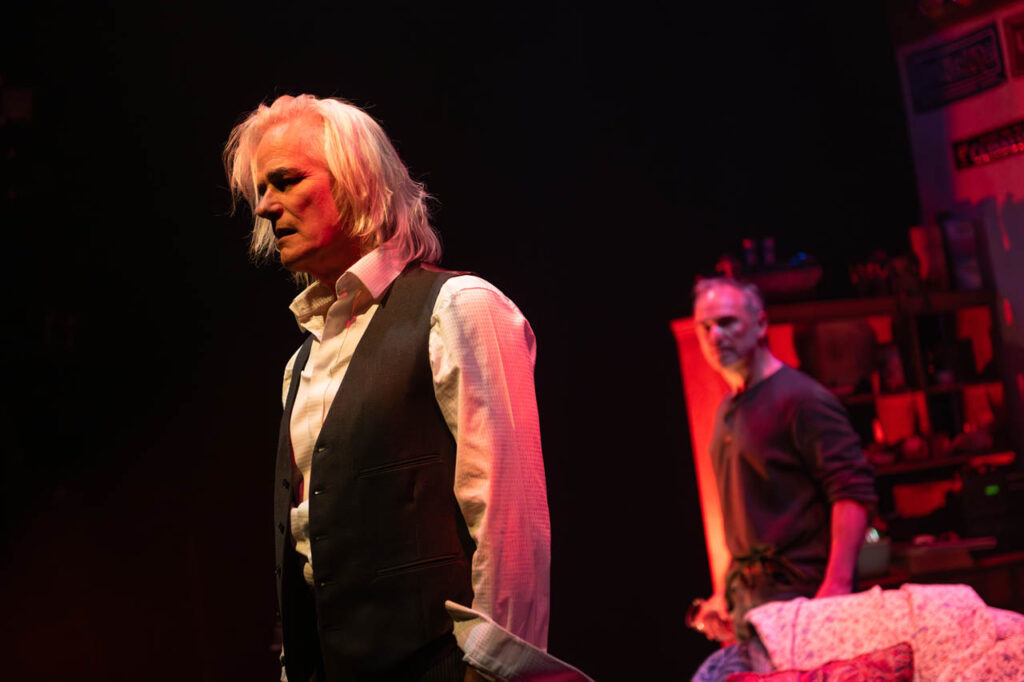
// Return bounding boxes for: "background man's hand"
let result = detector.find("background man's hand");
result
[691,593,735,644]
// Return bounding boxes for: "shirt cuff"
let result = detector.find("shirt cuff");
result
[445,601,592,681]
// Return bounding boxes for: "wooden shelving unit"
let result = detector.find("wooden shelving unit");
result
[874,450,1014,477]
[766,290,996,323]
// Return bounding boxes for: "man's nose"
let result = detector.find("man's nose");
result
[255,191,282,222]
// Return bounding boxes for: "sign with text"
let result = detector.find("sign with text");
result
[952,118,1024,169]
[905,24,1006,113]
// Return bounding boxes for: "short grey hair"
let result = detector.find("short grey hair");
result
[692,277,765,316]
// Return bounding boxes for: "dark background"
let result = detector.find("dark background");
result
[1,2,918,679]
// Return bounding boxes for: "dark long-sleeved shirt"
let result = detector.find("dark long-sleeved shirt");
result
[711,365,877,587]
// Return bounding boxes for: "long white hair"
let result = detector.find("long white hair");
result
[224,95,441,284]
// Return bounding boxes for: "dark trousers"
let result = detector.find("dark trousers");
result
[727,569,817,642]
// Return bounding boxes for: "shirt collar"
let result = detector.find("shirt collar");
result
[288,243,412,334]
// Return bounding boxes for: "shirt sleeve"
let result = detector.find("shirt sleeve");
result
[429,275,551,651]
[792,391,878,509]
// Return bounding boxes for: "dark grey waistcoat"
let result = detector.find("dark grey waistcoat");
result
[274,266,475,681]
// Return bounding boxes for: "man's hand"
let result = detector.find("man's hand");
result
[691,592,735,644]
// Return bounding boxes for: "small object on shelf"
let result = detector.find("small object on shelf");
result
[850,250,893,297]
[711,241,824,303]
[951,428,995,454]
[872,418,888,445]
[742,237,757,268]
[938,213,988,291]
[890,255,924,297]
[962,381,1002,433]
[857,530,892,577]
[761,237,776,266]
[928,432,952,459]
[742,264,823,301]
[866,441,897,468]
[875,392,931,447]
[908,224,951,291]
[793,320,877,395]
[897,535,996,574]
[879,344,907,392]
[901,433,930,460]
[714,253,738,279]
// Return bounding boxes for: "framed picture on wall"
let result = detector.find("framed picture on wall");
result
[1004,11,1024,78]
[905,24,1006,113]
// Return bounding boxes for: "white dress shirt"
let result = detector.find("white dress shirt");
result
[282,243,552,660]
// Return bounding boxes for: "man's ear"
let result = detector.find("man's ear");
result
[756,309,769,340]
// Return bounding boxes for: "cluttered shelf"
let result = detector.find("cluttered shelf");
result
[765,289,995,323]
[873,450,1015,476]
[835,379,1004,406]
[761,289,1013,488]
[859,545,1024,613]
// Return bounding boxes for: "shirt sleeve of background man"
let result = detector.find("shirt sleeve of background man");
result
[430,275,551,653]
[711,366,876,582]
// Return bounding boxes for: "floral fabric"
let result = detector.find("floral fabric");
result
[742,584,1024,682]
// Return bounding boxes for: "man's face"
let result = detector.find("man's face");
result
[694,285,765,373]
[253,118,358,284]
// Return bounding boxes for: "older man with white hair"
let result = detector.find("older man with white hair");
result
[224,95,572,682]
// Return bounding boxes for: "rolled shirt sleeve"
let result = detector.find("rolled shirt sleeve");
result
[793,390,878,509]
